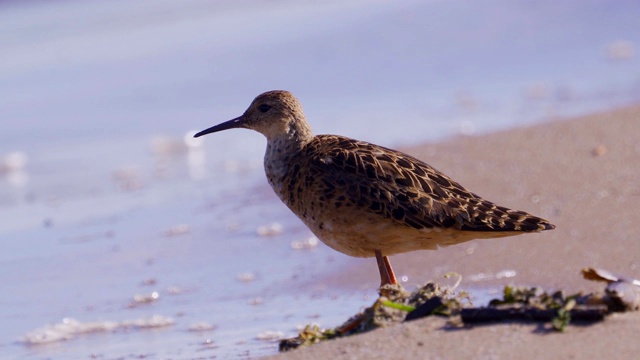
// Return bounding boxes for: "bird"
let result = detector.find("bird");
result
[194,90,555,287]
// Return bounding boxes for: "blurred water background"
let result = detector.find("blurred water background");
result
[1,0,639,358]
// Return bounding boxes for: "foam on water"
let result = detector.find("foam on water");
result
[21,316,175,345]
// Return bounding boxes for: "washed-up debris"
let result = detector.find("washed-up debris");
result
[280,281,467,352]
[454,268,639,331]
[21,315,174,345]
[581,267,640,311]
[280,267,640,352]
[461,286,606,331]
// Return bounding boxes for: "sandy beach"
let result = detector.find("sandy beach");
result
[269,105,640,359]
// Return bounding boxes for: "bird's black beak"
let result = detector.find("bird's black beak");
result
[194,116,244,138]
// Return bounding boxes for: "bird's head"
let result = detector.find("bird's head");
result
[194,90,312,143]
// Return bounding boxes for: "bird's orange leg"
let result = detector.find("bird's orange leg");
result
[336,251,398,335]
[375,249,397,287]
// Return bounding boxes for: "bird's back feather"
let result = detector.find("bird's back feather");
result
[290,135,554,233]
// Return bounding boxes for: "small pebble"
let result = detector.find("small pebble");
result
[592,145,608,156]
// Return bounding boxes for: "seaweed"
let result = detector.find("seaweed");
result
[280,278,469,352]
[279,268,639,352]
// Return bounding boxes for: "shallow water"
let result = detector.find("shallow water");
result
[1,0,639,358]
[0,137,369,358]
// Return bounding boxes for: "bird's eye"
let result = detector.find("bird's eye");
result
[258,104,272,113]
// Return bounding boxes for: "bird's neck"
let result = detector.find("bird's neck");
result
[263,117,313,199]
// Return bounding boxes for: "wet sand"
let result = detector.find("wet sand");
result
[270,105,640,358]
[270,312,640,359]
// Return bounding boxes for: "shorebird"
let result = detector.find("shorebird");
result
[195,90,555,287]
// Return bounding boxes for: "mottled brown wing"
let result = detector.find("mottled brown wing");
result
[303,135,554,232]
